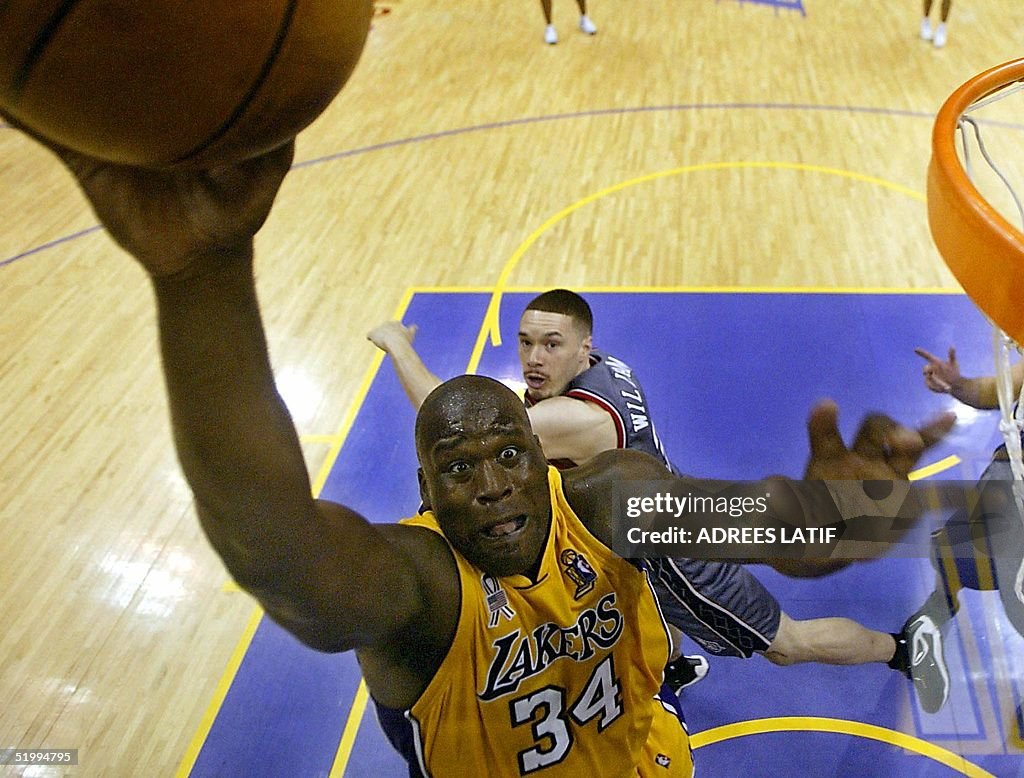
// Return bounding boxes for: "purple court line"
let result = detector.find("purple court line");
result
[0,225,104,268]
[725,0,806,16]
[7,102,1024,269]
[289,103,955,169]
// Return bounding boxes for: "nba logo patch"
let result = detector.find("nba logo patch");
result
[482,574,515,627]
[560,549,597,599]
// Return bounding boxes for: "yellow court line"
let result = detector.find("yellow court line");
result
[327,288,417,775]
[689,717,994,778]
[311,285,415,495]
[403,285,518,294]
[935,529,967,631]
[910,455,963,481]
[300,434,340,445]
[176,288,417,777]
[471,161,929,352]
[330,681,371,778]
[970,505,999,592]
[174,608,265,778]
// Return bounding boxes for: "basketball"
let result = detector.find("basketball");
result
[0,0,374,168]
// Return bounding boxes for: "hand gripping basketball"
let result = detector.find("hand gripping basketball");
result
[53,138,296,278]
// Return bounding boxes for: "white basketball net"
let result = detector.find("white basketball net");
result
[956,84,1024,603]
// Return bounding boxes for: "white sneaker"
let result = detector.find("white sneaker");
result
[933,22,947,48]
[919,17,933,41]
[544,24,558,44]
[664,655,709,696]
[904,614,950,713]
[579,15,597,35]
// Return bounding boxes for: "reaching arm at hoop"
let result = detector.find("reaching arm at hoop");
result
[368,320,443,408]
[915,345,1024,409]
[46,141,454,656]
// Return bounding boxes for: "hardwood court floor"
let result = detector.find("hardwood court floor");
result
[2,0,1024,774]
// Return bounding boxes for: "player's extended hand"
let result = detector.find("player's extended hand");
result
[367,321,418,353]
[803,400,955,481]
[2,107,293,278]
[61,143,294,278]
[914,346,960,394]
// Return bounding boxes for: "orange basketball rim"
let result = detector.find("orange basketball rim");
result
[928,57,1024,346]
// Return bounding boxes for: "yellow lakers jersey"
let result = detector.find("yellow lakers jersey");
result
[399,466,692,777]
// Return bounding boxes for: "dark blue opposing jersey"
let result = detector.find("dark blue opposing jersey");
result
[527,350,677,472]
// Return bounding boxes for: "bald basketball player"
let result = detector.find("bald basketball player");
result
[13,122,952,772]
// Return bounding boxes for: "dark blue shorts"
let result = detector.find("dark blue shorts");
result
[374,700,424,778]
[648,557,781,658]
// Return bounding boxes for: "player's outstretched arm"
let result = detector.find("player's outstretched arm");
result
[802,399,954,481]
[914,345,997,408]
[563,401,954,566]
[44,141,442,654]
[914,346,1024,410]
[367,320,443,408]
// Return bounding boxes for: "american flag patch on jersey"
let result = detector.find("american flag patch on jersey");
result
[482,574,515,627]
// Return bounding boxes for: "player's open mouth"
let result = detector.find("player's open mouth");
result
[482,515,527,539]
[524,374,546,389]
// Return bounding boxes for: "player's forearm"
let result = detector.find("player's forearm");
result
[384,337,442,409]
[948,375,998,409]
[152,244,317,580]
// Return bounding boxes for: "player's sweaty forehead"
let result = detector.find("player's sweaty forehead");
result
[415,375,531,461]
